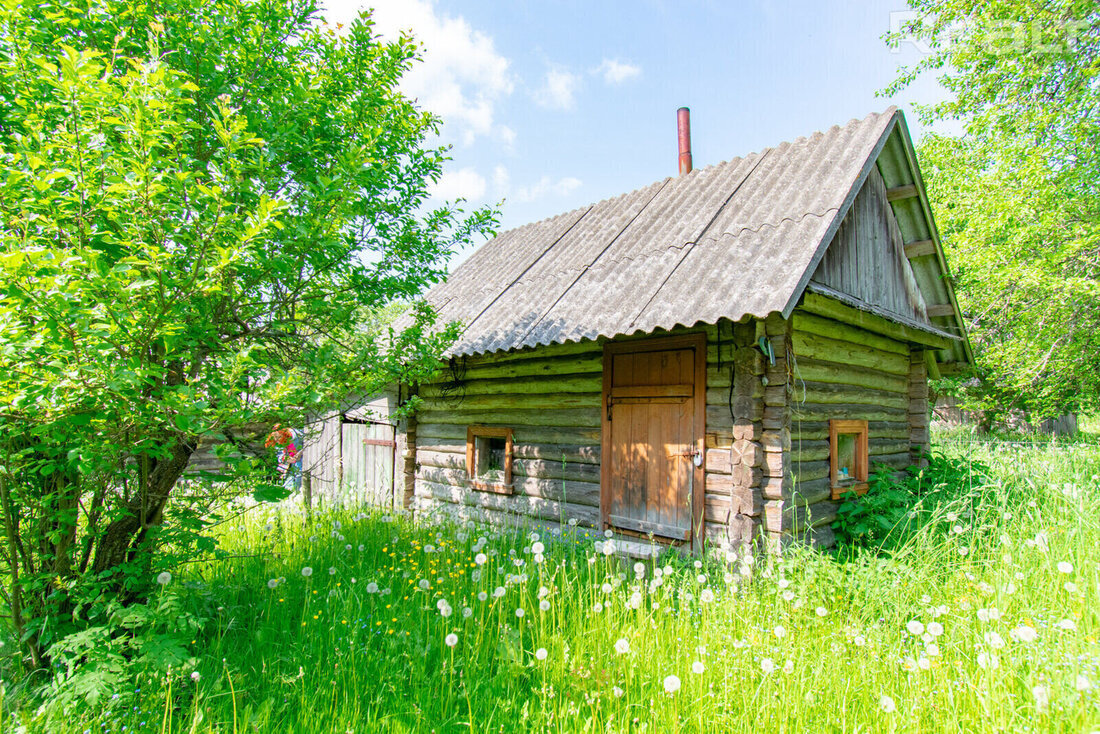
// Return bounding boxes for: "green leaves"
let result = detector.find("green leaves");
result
[886,0,1100,420]
[0,0,494,693]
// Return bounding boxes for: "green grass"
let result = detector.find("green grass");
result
[6,435,1100,732]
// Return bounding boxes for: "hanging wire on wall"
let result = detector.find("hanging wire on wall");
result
[438,355,468,405]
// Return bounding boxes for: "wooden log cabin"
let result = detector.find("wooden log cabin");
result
[400,108,972,552]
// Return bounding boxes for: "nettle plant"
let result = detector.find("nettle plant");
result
[0,0,488,689]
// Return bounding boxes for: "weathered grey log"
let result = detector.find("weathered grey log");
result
[791,357,908,393]
[421,373,601,398]
[791,312,909,355]
[730,439,760,467]
[790,382,909,409]
[790,403,909,423]
[732,420,762,441]
[790,420,911,441]
[732,464,764,488]
[792,332,911,375]
[416,407,602,428]
[705,448,732,474]
[415,478,600,525]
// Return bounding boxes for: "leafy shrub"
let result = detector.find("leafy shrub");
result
[832,453,991,552]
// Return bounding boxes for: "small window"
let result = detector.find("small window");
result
[466,426,513,494]
[829,419,868,500]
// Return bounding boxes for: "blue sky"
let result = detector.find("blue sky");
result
[322,0,946,262]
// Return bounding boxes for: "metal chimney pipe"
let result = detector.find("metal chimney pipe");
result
[677,107,693,176]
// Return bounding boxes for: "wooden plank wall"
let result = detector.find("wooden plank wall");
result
[409,322,767,548]
[785,307,916,547]
[810,167,929,326]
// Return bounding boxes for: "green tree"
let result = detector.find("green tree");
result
[0,0,491,673]
[886,0,1100,422]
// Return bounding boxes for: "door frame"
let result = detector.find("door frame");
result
[600,332,707,549]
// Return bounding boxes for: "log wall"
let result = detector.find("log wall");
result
[410,321,766,549]
[786,307,919,548]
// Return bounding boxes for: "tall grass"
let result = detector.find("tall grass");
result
[6,434,1100,732]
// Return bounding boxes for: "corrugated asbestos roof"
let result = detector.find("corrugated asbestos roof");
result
[424,108,927,357]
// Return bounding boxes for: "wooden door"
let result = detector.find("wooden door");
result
[601,334,706,544]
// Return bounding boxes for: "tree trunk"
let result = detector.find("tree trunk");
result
[92,437,195,576]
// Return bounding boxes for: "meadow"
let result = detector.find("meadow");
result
[4,429,1100,733]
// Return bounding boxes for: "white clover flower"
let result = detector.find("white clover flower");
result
[445,633,458,648]
[156,571,172,586]
[879,695,896,713]
[760,657,776,674]
[906,620,924,636]
[663,675,681,694]
[1057,561,1073,574]
[301,567,313,577]
[535,647,548,661]
[614,638,630,655]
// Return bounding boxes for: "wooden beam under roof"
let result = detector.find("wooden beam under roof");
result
[886,184,920,202]
[926,304,955,318]
[903,239,936,258]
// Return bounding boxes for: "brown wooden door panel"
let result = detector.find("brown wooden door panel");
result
[603,337,704,544]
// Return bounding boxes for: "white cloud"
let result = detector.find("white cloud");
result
[491,165,510,194]
[535,67,580,110]
[322,0,514,145]
[595,58,641,84]
[430,167,487,201]
[498,125,516,150]
[514,175,582,203]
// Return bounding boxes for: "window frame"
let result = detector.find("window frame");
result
[466,426,514,494]
[829,418,869,500]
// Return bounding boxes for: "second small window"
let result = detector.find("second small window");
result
[829,419,868,500]
[466,426,513,494]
